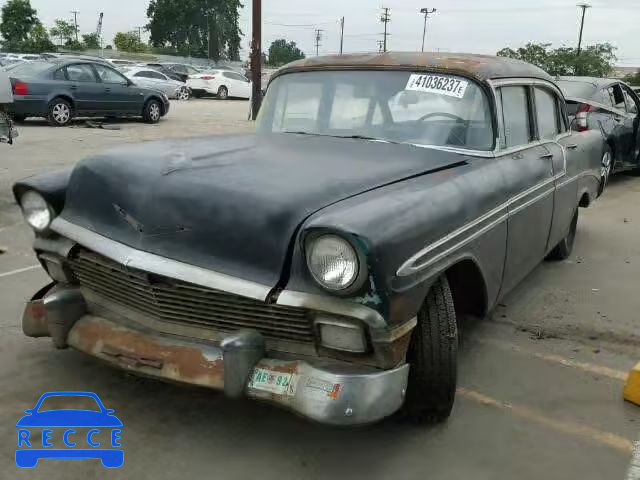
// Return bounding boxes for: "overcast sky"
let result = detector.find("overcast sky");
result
[24,0,640,65]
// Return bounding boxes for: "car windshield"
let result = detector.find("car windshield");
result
[556,80,599,99]
[37,395,101,412]
[7,61,54,76]
[258,70,494,151]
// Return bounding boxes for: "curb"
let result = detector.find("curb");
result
[624,363,640,407]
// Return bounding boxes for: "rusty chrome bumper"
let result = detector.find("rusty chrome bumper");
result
[22,286,409,426]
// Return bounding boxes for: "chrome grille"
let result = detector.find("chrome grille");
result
[68,250,313,342]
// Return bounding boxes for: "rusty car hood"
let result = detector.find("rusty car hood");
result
[59,133,466,289]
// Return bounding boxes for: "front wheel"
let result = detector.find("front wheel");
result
[217,86,229,100]
[547,208,578,261]
[402,275,458,423]
[142,99,162,124]
[177,87,190,101]
[47,98,72,127]
[597,146,612,197]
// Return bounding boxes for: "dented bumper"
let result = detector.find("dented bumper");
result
[22,286,409,426]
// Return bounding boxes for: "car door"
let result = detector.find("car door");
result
[606,83,636,165]
[230,72,251,98]
[621,83,640,165]
[64,63,105,115]
[495,84,555,296]
[93,63,142,114]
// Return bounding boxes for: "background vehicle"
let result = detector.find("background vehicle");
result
[8,60,169,126]
[107,59,136,67]
[0,68,16,143]
[558,77,640,175]
[188,69,251,99]
[122,67,190,100]
[143,63,185,82]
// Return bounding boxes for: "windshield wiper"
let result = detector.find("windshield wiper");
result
[283,130,322,136]
[328,134,398,144]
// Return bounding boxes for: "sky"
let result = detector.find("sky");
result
[21,0,640,66]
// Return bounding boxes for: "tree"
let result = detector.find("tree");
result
[82,33,101,49]
[113,31,148,53]
[22,22,55,53]
[146,0,242,61]
[267,39,304,66]
[0,0,37,51]
[50,19,76,47]
[624,70,640,86]
[497,42,617,77]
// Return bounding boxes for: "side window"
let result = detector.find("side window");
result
[134,71,151,78]
[598,88,613,107]
[534,87,560,140]
[52,68,66,81]
[499,86,531,148]
[94,64,127,84]
[622,86,639,115]
[65,64,97,83]
[150,71,166,80]
[609,85,626,110]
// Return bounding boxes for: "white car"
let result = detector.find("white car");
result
[187,70,251,99]
[107,59,136,67]
[123,67,191,101]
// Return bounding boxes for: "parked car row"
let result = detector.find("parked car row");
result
[13,52,610,427]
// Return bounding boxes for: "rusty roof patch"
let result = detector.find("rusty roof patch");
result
[273,51,553,83]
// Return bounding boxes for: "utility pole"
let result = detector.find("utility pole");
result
[135,26,143,43]
[339,17,345,55]
[206,14,211,60]
[576,3,591,57]
[380,7,390,53]
[314,29,323,56]
[250,0,262,120]
[420,8,436,52]
[377,40,384,53]
[70,10,79,43]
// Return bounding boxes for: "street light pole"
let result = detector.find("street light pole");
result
[420,8,436,53]
[576,3,591,57]
[250,0,262,120]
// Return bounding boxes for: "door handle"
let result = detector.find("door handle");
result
[105,87,111,93]
[566,144,578,150]
[540,153,553,159]
[69,85,77,90]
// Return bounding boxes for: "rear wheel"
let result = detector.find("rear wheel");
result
[177,87,190,101]
[547,208,578,261]
[402,276,458,423]
[142,99,162,124]
[597,146,612,197]
[217,86,229,100]
[46,98,72,127]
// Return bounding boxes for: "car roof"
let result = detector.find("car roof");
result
[276,52,554,82]
[557,76,621,88]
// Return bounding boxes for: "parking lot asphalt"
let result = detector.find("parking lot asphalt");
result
[0,99,638,480]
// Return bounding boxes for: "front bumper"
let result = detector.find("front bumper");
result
[22,286,409,426]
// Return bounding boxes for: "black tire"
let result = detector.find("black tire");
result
[547,208,578,261]
[46,98,72,127]
[142,99,162,124]
[217,86,229,100]
[597,145,612,197]
[402,276,458,423]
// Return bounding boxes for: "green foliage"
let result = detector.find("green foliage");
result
[623,70,640,86]
[113,31,148,53]
[497,42,617,77]
[21,21,55,53]
[82,33,101,49]
[267,38,304,66]
[146,0,242,61]
[50,19,76,46]
[0,0,37,50]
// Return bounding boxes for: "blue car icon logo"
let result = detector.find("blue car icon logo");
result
[16,391,123,468]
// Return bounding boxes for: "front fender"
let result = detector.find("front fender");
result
[13,167,73,214]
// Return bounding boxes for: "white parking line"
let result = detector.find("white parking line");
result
[627,440,640,480]
[0,265,40,278]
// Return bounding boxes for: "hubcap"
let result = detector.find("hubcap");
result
[178,88,189,100]
[219,88,227,99]
[150,103,160,121]
[601,151,612,186]
[52,104,70,124]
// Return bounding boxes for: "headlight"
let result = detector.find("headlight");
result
[20,191,52,232]
[306,234,359,291]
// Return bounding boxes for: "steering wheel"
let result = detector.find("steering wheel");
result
[417,112,466,123]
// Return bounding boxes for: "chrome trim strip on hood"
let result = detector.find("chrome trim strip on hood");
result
[51,217,273,301]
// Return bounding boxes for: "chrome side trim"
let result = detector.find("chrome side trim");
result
[51,217,272,301]
[509,187,555,215]
[276,290,386,329]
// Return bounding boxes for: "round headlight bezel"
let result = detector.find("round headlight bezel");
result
[19,190,53,232]
[305,233,367,294]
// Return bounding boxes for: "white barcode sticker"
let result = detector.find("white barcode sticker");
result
[405,74,469,99]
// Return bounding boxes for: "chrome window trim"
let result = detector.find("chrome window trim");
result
[51,217,273,301]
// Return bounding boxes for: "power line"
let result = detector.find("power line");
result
[420,8,437,52]
[380,7,390,53]
[314,28,323,56]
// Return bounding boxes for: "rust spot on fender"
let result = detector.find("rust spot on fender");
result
[68,316,224,388]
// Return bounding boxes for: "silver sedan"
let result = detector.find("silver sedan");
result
[122,67,191,100]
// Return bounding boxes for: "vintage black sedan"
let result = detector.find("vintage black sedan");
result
[14,53,603,425]
[557,76,640,180]
[8,59,170,126]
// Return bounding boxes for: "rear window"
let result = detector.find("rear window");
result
[8,61,54,77]
[556,80,598,100]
